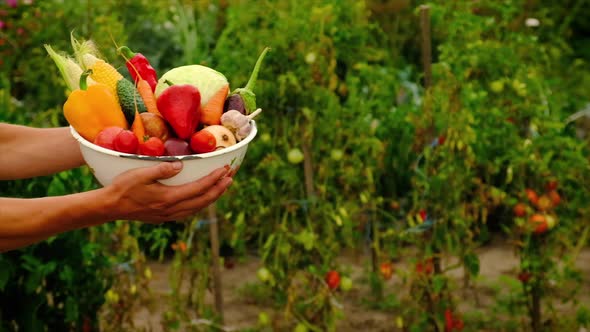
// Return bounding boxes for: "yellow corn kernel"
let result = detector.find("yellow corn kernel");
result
[88,58,123,97]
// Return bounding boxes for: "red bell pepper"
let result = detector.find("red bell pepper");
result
[156,81,202,140]
[117,46,158,92]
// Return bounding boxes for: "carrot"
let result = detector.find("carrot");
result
[131,110,146,142]
[137,79,161,116]
[200,84,229,125]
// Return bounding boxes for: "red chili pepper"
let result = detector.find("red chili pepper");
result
[117,46,158,92]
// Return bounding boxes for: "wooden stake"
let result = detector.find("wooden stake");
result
[208,203,224,322]
[420,5,432,89]
[302,142,315,198]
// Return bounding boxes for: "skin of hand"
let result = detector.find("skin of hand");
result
[0,163,232,252]
[0,123,234,252]
[104,162,233,223]
[0,124,85,180]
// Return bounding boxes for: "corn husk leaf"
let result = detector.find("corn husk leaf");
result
[44,44,84,92]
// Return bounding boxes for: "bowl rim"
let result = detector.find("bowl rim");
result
[70,120,258,161]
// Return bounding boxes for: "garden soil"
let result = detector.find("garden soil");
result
[131,238,590,331]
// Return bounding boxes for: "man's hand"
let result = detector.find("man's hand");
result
[105,162,233,223]
[0,162,233,252]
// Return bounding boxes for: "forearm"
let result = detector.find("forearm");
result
[0,188,115,252]
[0,124,85,180]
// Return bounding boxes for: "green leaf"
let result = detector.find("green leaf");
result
[432,275,446,294]
[0,260,12,291]
[24,271,42,293]
[576,305,590,327]
[59,265,74,284]
[463,252,480,277]
[65,296,79,322]
[47,176,66,196]
[295,230,316,251]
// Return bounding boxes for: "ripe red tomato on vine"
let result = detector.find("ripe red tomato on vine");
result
[325,270,340,290]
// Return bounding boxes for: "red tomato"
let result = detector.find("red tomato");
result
[529,214,548,234]
[113,130,139,154]
[419,209,427,222]
[513,203,527,217]
[190,130,217,154]
[525,189,539,206]
[94,127,124,150]
[380,262,394,280]
[444,309,454,332]
[518,271,532,283]
[546,180,558,191]
[325,270,340,290]
[82,316,92,332]
[536,195,553,211]
[416,258,434,275]
[548,190,561,206]
[444,309,464,332]
[138,137,165,156]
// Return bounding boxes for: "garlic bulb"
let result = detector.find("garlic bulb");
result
[221,108,262,141]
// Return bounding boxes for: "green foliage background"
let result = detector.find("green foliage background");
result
[0,0,589,331]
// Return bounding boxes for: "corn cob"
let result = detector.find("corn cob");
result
[84,54,123,98]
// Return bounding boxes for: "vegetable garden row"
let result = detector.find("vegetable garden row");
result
[1,0,589,331]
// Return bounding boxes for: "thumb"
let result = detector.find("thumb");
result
[137,161,183,182]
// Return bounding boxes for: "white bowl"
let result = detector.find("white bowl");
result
[70,121,257,186]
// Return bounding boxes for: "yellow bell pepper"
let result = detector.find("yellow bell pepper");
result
[64,70,128,142]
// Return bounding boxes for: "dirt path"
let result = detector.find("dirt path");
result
[131,241,590,331]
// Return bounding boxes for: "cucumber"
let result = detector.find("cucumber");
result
[117,78,147,124]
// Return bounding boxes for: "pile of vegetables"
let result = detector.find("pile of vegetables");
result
[45,35,268,157]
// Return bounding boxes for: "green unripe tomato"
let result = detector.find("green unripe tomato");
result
[340,276,353,291]
[257,267,271,282]
[258,312,270,326]
[287,148,304,164]
[105,289,119,304]
[294,323,308,332]
[490,80,504,93]
[330,149,344,161]
[260,133,271,143]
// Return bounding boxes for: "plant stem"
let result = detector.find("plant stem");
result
[530,282,541,332]
[208,203,224,323]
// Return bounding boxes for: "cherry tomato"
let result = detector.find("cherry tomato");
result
[546,180,558,191]
[518,271,532,283]
[325,270,340,290]
[380,262,394,280]
[113,129,139,154]
[529,214,548,234]
[548,190,561,206]
[138,137,165,156]
[94,126,124,150]
[513,203,527,217]
[525,189,539,206]
[190,130,216,154]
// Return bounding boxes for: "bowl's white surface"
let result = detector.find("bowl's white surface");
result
[70,121,257,186]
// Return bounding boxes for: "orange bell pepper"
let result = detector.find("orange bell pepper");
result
[64,69,128,142]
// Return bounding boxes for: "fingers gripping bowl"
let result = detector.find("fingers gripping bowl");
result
[71,121,257,186]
